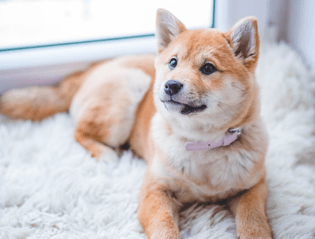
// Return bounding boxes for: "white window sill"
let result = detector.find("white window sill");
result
[0,36,157,94]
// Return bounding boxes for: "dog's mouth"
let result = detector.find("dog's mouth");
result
[162,100,207,115]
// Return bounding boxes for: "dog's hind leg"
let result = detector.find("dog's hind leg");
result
[73,97,134,161]
[75,121,119,160]
[71,62,152,160]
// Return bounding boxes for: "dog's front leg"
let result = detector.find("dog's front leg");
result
[138,171,181,239]
[228,178,273,239]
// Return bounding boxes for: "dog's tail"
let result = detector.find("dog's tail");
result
[0,71,86,121]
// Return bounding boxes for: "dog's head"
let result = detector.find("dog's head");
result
[154,9,260,131]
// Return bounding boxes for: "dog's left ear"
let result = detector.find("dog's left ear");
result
[156,9,187,53]
[225,17,260,70]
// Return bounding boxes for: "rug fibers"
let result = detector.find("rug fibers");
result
[0,41,315,239]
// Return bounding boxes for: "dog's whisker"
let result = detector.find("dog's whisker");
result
[218,104,229,118]
[209,95,232,113]
[231,84,245,92]
[208,93,232,110]
[209,95,229,118]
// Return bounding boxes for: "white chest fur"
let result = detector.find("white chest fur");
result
[150,114,267,202]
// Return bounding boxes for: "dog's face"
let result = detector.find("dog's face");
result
[153,9,260,129]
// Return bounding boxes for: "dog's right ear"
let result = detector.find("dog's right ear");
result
[156,9,186,53]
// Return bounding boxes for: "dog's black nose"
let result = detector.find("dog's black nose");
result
[164,80,183,96]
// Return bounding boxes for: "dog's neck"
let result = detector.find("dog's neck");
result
[160,113,239,143]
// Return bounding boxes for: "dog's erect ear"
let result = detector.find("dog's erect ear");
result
[156,9,187,53]
[225,17,260,70]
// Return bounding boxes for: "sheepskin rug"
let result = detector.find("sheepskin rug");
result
[1,41,315,239]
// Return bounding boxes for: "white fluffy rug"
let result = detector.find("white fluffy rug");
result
[1,41,315,239]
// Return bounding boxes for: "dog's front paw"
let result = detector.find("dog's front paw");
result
[237,225,273,239]
[151,231,181,239]
[150,222,181,239]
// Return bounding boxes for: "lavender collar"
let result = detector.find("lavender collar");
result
[185,128,241,151]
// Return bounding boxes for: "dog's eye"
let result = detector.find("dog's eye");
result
[169,58,177,69]
[200,63,217,75]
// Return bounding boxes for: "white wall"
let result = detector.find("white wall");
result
[215,0,269,37]
[285,0,315,74]
[216,0,315,74]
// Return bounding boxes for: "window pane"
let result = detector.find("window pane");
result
[0,0,213,49]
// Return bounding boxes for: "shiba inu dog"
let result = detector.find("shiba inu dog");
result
[0,9,273,239]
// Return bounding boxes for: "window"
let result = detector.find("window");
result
[0,0,214,50]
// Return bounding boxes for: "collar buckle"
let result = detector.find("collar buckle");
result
[228,127,242,136]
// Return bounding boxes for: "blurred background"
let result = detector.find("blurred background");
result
[0,0,314,93]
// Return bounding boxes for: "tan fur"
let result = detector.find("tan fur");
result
[0,9,272,239]
[0,71,84,121]
[138,171,181,239]
[70,56,154,160]
[228,178,273,239]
